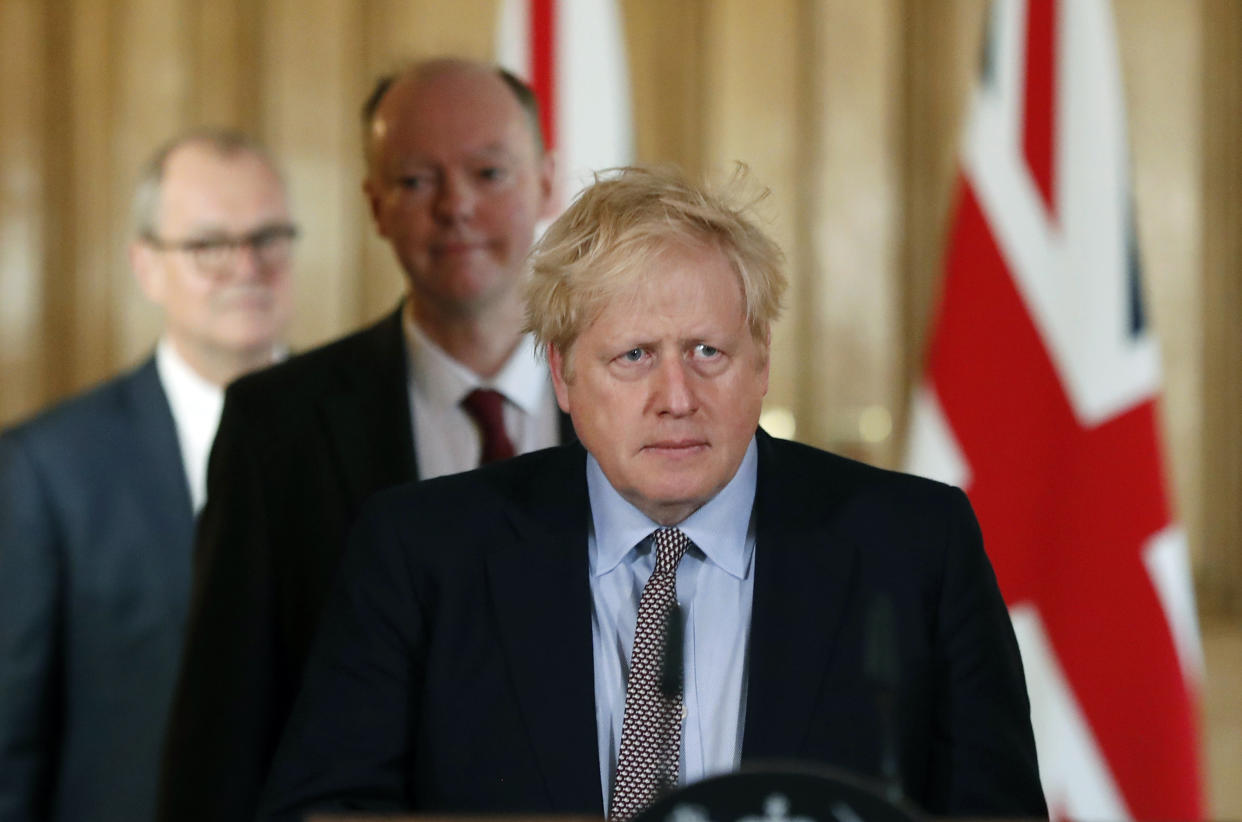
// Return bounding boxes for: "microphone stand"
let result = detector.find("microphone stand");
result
[865,594,904,805]
[658,602,685,799]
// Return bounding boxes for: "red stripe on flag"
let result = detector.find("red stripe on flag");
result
[1023,0,1057,217]
[529,0,557,152]
[928,182,1203,819]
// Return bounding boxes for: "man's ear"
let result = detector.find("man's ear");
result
[362,177,387,237]
[548,343,572,413]
[536,150,558,221]
[130,241,165,305]
[758,326,771,396]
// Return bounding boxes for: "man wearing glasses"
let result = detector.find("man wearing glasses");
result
[0,129,294,822]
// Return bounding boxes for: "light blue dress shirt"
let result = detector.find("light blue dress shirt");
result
[587,437,758,813]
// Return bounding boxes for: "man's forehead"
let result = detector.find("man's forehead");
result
[164,143,276,186]
[371,68,536,160]
[159,146,286,224]
[382,139,521,170]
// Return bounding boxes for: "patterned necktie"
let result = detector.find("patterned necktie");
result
[609,527,691,822]
[461,388,516,465]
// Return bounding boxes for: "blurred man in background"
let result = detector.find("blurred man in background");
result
[158,58,569,822]
[0,129,294,822]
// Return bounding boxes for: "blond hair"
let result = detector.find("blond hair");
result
[524,164,786,367]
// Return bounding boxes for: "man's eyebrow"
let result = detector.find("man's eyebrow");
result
[388,144,516,169]
[179,219,289,237]
[173,222,230,238]
[470,143,519,160]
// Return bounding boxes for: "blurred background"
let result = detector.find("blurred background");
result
[0,0,1237,815]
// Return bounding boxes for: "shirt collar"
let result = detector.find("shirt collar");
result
[403,305,549,414]
[155,337,223,413]
[587,436,758,580]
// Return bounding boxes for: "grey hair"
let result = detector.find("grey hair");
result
[131,128,284,239]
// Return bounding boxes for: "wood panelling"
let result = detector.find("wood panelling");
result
[1201,0,1242,616]
[897,0,988,457]
[803,0,903,462]
[262,0,361,341]
[624,0,707,173]
[66,0,120,391]
[0,0,49,418]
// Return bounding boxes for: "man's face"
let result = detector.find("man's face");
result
[133,143,293,368]
[550,243,770,525]
[364,67,554,322]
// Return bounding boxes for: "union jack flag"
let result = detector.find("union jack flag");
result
[906,1,1204,818]
[495,0,634,214]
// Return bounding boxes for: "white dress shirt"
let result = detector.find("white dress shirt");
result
[587,437,758,813]
[403,313,560,480]
[154,339,225,514]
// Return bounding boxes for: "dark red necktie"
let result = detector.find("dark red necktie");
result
[461,388,516,465]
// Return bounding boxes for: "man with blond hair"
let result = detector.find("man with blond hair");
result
[258,165,1046,821]
[158,58,572,822]
[0,129,293,822]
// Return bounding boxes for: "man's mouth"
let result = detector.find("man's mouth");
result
[432,239,489,255]
[218,287,273,309]
[644,439,708,454]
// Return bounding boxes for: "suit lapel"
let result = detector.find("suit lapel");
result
[742,432,862,761]
[126,358,194,535]
[319,309,418,508]
[485,445,603,813]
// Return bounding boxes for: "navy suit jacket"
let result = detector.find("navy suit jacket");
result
[259,432,1046,820]
[158,309,575,822]
[0,358,193,822]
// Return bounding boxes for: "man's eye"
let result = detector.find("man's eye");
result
[398,176,426,190]
[622,348,645,362]
[250,229,281,250]
[185,238,227,253]
[694,344,720,358]
[479,166,507,182]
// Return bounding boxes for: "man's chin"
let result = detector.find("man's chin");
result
[414,266,521,315]
[211,323,284,356]
[626,479,718,525]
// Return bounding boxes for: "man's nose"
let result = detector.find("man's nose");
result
[653,358,698,416]
[433,173,477,222]
[227,241,265,281]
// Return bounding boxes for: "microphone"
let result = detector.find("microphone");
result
[661,601,684,698]
[865,593,903,804]
[658,601,684,797]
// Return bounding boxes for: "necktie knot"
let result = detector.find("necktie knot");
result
[651,528,690,576]
[461,388,516,465]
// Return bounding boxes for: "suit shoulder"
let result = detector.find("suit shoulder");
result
[764,434,958,498]
[355,444,584,542]
[225,311,401,415]
[1,362,153,454]
[369,442,578,506]
[758,434,971,540]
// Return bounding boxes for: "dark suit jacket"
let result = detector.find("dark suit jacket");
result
[259,432,1046,820]
[0,359,194,822]
[157,309,575,822]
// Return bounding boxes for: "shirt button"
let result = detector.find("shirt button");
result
[680,703,688,720]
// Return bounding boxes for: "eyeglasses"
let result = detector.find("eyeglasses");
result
[143,224,299,276]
